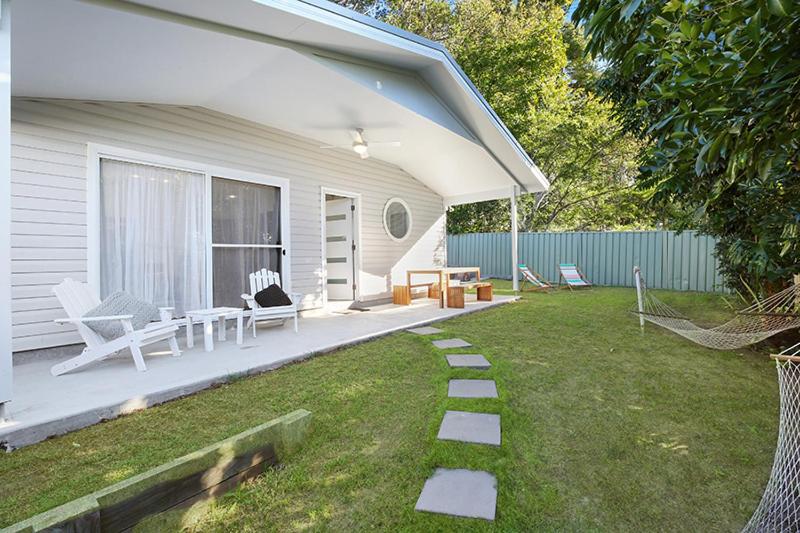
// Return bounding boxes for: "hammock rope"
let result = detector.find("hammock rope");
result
[632,267,800,350]
[744,343,800,532]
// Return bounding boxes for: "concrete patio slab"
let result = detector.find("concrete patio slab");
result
[407,326,443,335]
[437,410,501,446]
[448,379,498,398]
[415,468,497,521]
[433,338,472,349]
[445,354,491,369]
[2,296,517,450]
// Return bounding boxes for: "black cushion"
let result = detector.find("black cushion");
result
[254,284,292,308]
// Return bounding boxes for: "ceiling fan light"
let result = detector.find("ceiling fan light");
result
[352,142,368,155]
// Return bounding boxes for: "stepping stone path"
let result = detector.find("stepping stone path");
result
[438,410,501,446]
[415,334,502,521]
[445,354,491,370]
[433,338,472,349]
[415,468,497,521]
[407,326,443,335]
[448,379,498,398]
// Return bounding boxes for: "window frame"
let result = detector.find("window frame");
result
[87,143,291,310]
[382,197,412,242]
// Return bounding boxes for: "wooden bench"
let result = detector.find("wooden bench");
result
[393,283,441,305]
[447,282,493,309]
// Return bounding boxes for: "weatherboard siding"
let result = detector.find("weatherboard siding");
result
[11,99,446,352]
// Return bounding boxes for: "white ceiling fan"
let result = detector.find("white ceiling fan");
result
[320,128,401,159]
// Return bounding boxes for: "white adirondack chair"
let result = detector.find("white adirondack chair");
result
[51,278,181,376]
[241,269,301,337]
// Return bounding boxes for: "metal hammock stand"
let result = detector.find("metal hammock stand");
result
[743,343,800,532]
[632,267,800,350]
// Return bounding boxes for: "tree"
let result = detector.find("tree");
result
[329,0,388,18]
[573,0,800,291]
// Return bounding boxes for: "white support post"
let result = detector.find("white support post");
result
[0,0,11,423]
[634,266,645,328]
[510,186,519,292]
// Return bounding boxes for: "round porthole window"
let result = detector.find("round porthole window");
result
[383,198,412,242]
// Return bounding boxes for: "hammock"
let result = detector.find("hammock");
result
[633,267,800,350]
[744,343,800,532]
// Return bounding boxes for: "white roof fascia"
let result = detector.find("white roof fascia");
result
[445,187,521,207]
[267,0,549,192]
[115,0,549,193]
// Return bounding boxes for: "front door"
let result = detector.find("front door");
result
[325,197,356,300]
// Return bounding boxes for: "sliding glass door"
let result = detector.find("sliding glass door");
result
[211,177,283,308]
[96,152,288,314]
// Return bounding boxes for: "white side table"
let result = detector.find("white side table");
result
[185,307,244,352]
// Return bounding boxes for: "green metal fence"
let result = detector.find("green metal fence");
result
[447,230,727,292]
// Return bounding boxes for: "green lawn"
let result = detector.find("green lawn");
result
[0,286,779,531]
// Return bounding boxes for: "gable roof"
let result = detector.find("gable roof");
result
[11,0,548,203]
[295,0,546,187]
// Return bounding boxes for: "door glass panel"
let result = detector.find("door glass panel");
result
[211,176,283,307]
[383,198,411,241]
[213,248,281,308]
[212,177,281,245]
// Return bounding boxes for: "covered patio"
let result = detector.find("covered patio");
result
[0,294,515,450]
[0,0,546,449]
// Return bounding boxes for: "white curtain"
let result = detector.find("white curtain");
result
[99,158,206,315]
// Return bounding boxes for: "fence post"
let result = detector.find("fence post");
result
[634,266,645,328]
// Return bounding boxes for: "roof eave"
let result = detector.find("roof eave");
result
[292,0,548,193]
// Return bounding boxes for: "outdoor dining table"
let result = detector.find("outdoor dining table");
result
[405,267,482,308]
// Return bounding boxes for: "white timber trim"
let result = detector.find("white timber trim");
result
[382,197,413,243]
[0,0,11,420]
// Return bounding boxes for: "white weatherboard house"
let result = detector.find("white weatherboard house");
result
[0,0,547,448]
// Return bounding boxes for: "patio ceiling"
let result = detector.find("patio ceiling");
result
[10,0,548,205]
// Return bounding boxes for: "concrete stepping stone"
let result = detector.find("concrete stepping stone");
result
[433,338,472,349]
[415,468,497,521]
[445,354,491,370]
[437,410,501,446]
[448,379,498,399]
[408,326,443,335]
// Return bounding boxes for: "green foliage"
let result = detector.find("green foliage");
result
[336,0,653,233]
[573,0,800,291]
[388,0,568,137]
[329,0,389,18]
[518,89,651,231]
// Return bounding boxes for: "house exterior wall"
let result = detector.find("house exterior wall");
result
[10,98,446,352]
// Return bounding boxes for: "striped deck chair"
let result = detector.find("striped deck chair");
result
[558,263,592,290]
[518,264,552,292]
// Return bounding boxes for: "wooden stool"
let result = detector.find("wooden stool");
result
[427,283,441,300]
[476,283,493,301]
[447,286,465,308]
[392,285,411,305]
